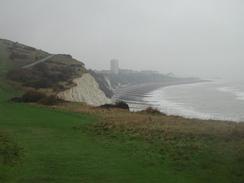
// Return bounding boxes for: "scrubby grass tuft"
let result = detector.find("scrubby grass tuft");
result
[0,131,23,166]
[59,102,244,183]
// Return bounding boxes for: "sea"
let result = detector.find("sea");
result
[143,80,244,122]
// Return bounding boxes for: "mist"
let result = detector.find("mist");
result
[0,0,243,80]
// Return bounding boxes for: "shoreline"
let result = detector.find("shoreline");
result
[112,79,244,123]
[112,79,209,111]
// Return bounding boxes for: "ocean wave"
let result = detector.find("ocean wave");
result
[143,85,241,122]
[156,98,239,121]
[217,87,244,101]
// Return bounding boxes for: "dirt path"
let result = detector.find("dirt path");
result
[22,54,55,69]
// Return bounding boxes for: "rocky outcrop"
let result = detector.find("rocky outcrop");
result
[57,73,111,106]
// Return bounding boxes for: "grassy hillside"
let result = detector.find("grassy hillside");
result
[0,39,86,93]
[1,83,244,183]
[0,39,49,69]
[1,39,244,183]
[0,39,12,78]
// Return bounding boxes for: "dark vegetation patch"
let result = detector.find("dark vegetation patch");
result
[7,55,86,91]
[3,40,86,91]
[0,132,23,183]
[11,90,63,106]
[0,131,23,166]
[99,101,129,110]
[140,107,166,115]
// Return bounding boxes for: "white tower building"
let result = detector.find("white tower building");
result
[110,59,119,74]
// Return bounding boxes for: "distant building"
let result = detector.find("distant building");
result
[110,59,119,74]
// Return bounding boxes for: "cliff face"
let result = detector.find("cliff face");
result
[1,39,111,106]
[89,70,114,98]
[91,70,180,99]
[57,73,111,106]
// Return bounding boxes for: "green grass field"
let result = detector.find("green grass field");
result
[2,88,244,183]
[0,85,197,183]
[1,39,244,183]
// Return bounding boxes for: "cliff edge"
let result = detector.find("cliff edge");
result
[58,73,111,106]
[1,39,110,106]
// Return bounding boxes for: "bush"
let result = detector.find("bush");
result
[22,90,46,103]
[11,91,63,106]
[140,107,165,115]
[38,95,63,106]
[10,97,23,103]
[115,101,130,110]
[99,101,129,110]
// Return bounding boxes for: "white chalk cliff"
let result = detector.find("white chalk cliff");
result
[58,73,111,106]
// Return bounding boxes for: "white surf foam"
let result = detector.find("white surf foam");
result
[217,87,244,101]
[157,97,239,121]
[144,85,240,122]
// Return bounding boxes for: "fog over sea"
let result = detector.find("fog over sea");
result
[144,80,244,122]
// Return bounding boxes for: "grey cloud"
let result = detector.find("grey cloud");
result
[0,0,243,80]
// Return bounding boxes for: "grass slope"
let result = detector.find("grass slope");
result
[0,40,12,78]
[1,39,244,183]
[0,87,193,183]
[0,39,86,93]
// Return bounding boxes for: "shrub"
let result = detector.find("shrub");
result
[99,101,129,110]
[38,95,63,106]
[10,97,23,103]
[22,90,46,103]
[11,91,63,106]
[115,101,130,110]
[140,107,165,115]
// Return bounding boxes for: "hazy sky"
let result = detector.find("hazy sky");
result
[0,0,243,79]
